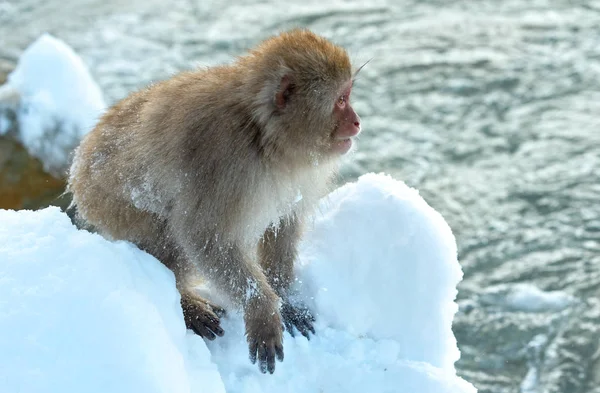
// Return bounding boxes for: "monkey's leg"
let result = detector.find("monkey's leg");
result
[258,214,316,339]
[165,253,226,340]
[206,243,283,373]
[140,232,226,340]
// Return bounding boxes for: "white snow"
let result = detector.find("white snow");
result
[0,34,105,175]
[0,206,224,393]
[298,173,463,371]
[0,174,475,393]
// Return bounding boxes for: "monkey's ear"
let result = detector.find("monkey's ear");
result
[275,75,294,110]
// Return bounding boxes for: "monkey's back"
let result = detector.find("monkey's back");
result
[68,85,172,245]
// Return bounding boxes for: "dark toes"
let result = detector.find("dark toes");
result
[190,321,216,340]
[281,302,316,339]
[203,313,225,337]
[208,303,227,318]
[248,339,284,374]
[267,356,275,374]
[266,344,278,374]
[275,343,284,362]
[187,311,224,340]
[299,324,311,340]
[249,341,258,364]
[258,344,268,374]
[283,318,296,337]
[182,296,226,340]
[213,324,225,337]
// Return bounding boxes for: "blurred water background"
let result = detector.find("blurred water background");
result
[1,1,599,392]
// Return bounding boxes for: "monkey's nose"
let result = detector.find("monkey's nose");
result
[353,114,361,130]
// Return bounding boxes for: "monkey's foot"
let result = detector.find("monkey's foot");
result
[245,302,284,374]
[281,301,316,339]
[181,293,226,340]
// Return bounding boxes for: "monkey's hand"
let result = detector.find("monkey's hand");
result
[181,293,226,340]
[245,298,284,374]
[281,301,316,340]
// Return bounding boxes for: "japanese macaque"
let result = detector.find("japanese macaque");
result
[68,29,361,374]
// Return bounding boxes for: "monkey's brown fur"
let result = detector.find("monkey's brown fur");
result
[68,29,361,374]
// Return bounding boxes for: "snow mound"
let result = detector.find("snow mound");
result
[299,173,462,370]
[0,34,105,176]
[0,174,475,393]
[0,207,224,393]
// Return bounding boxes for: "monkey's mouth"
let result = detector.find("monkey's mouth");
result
[331,137,353,155]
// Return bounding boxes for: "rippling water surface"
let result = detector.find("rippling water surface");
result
[2,1,600,391]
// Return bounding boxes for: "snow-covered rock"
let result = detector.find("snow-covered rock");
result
[299,173,463,370]
[0,34,105,176]
[0,174,476,393]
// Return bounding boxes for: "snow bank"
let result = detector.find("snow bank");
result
[0,207,224,393]
[0,174,475,393]
[0,34,105,176]
[299,173,462,370]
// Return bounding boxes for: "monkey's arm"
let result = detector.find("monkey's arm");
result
[258,213,300,296]
[169,208,284,373]
[258,213,315,339]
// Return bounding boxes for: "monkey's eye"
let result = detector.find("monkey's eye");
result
[337,95,347,106]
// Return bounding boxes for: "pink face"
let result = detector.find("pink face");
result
[330,81,361,155]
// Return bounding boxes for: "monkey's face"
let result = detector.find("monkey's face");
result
[329,80,361,155]
[284,79,361,160]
